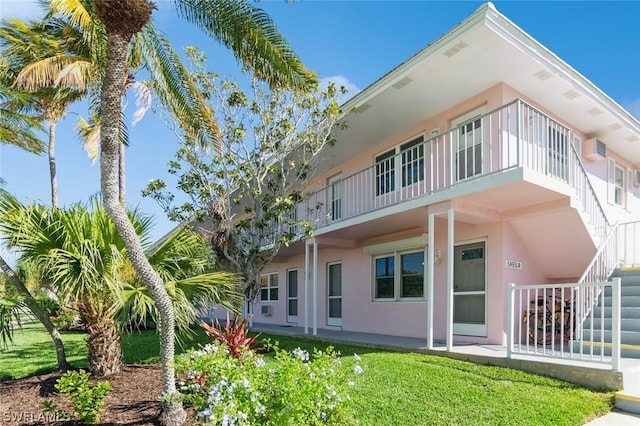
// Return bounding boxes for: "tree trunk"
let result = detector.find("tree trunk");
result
[0,256,70,371]
[48,120,58,207]
[86,319,122,376]
[119,142,126,205]
[98,25,185,426]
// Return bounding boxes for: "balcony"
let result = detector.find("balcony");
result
[293,99,607,243]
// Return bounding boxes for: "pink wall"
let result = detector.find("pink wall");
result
[249,82,639,345]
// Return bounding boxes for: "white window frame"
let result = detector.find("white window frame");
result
[260,272,279,302]
[608,158,625,207]
[374,135,425,196]
[451,106,486,181]
[328,173,343,221]
[372,248,426,302]
[327,262,342,326]
[286,269,298,323]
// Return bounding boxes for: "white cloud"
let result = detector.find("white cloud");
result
[622,98,640,121]
[319,75,361,104]
[0,0,45,21]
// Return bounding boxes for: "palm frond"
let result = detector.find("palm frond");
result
[15,55,90,92]
[134,24,219,146]
[174,0,315,92]
[76,114,99,161]
[0,293,26,348]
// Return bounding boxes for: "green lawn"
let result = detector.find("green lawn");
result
[1,322,614,425]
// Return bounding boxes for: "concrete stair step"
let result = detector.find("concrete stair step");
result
[603,285,640,296]
[611,268,640,279]
[585,317,640,331]
[572,341,640,359]
[616,392,640,415]
[591,307,640,319]
[596,295,640,308]
[580,330,640,346]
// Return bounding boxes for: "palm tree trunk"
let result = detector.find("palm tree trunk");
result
[0,256,70,371]
[86,318,122,376]
[98,20,185,426]
[48,120,58,207]
[119,142,125,205]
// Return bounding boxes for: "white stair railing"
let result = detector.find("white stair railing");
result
[507,278,621,370]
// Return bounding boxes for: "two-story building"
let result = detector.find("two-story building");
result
[248,2,640,357]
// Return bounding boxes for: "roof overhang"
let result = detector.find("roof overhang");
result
[324,2,640,172]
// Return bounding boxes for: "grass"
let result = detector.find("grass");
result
[1,322,614,425]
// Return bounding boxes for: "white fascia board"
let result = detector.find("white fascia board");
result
[483,4,640,135]
[363,234,428,255]
[340,3,492,115]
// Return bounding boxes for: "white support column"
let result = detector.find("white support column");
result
[446,208,454,351]
[313,240,318,335]
[304,242,310,334]
[506,283,515,359]
[427,213,435,349]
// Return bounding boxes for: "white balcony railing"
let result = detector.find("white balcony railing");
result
[294,99,608,243]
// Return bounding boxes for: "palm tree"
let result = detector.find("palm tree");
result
[0,66,45,153]
[0,18,85,207]
[0,192,241,376]
[94,0,314,422]
[0,62,72,370]
[8,0,221,205]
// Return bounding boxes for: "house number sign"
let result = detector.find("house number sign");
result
[505,260,522,269]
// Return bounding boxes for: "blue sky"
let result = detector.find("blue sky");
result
[0,0,639,253]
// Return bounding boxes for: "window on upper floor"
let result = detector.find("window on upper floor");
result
[608,158,625,207]
[452,106,486,181]
[260,272,279,302]
[547,123,568,180]
[375,135,425,196]
[328,174,343,221]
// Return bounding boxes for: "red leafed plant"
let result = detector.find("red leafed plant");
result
[199,313,261,358]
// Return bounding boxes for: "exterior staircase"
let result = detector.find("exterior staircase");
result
[579,268,640,414]
[580,268,640,359]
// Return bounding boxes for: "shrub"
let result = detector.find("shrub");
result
[34,296,61,318]
[175,341,363,425]
[199,314,261,358]
[43,370,112,424]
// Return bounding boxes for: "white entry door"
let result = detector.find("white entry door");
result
[453,241,487,336]
[327,262,342,326]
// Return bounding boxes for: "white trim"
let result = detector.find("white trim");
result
[259,272,279,303]
[452,238,488,337]
[372,248,427,301]
[451,105,487,128]
[327,261,342,326]
[286,268,298,323]
[363,234,428,255]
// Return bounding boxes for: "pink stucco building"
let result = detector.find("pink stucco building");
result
[246,3,640,359]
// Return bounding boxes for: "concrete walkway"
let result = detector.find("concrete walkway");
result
[251,323,640,425]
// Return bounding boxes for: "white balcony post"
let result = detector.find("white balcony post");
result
[427,212,435,349]
[516,99,521,167]
[446,208,454,351]
[506,283,515,359]
[304,242,309,334]
[611,277,621,371]
[313,240,318,336]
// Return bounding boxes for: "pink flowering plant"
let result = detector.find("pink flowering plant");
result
[175,341,364,425]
